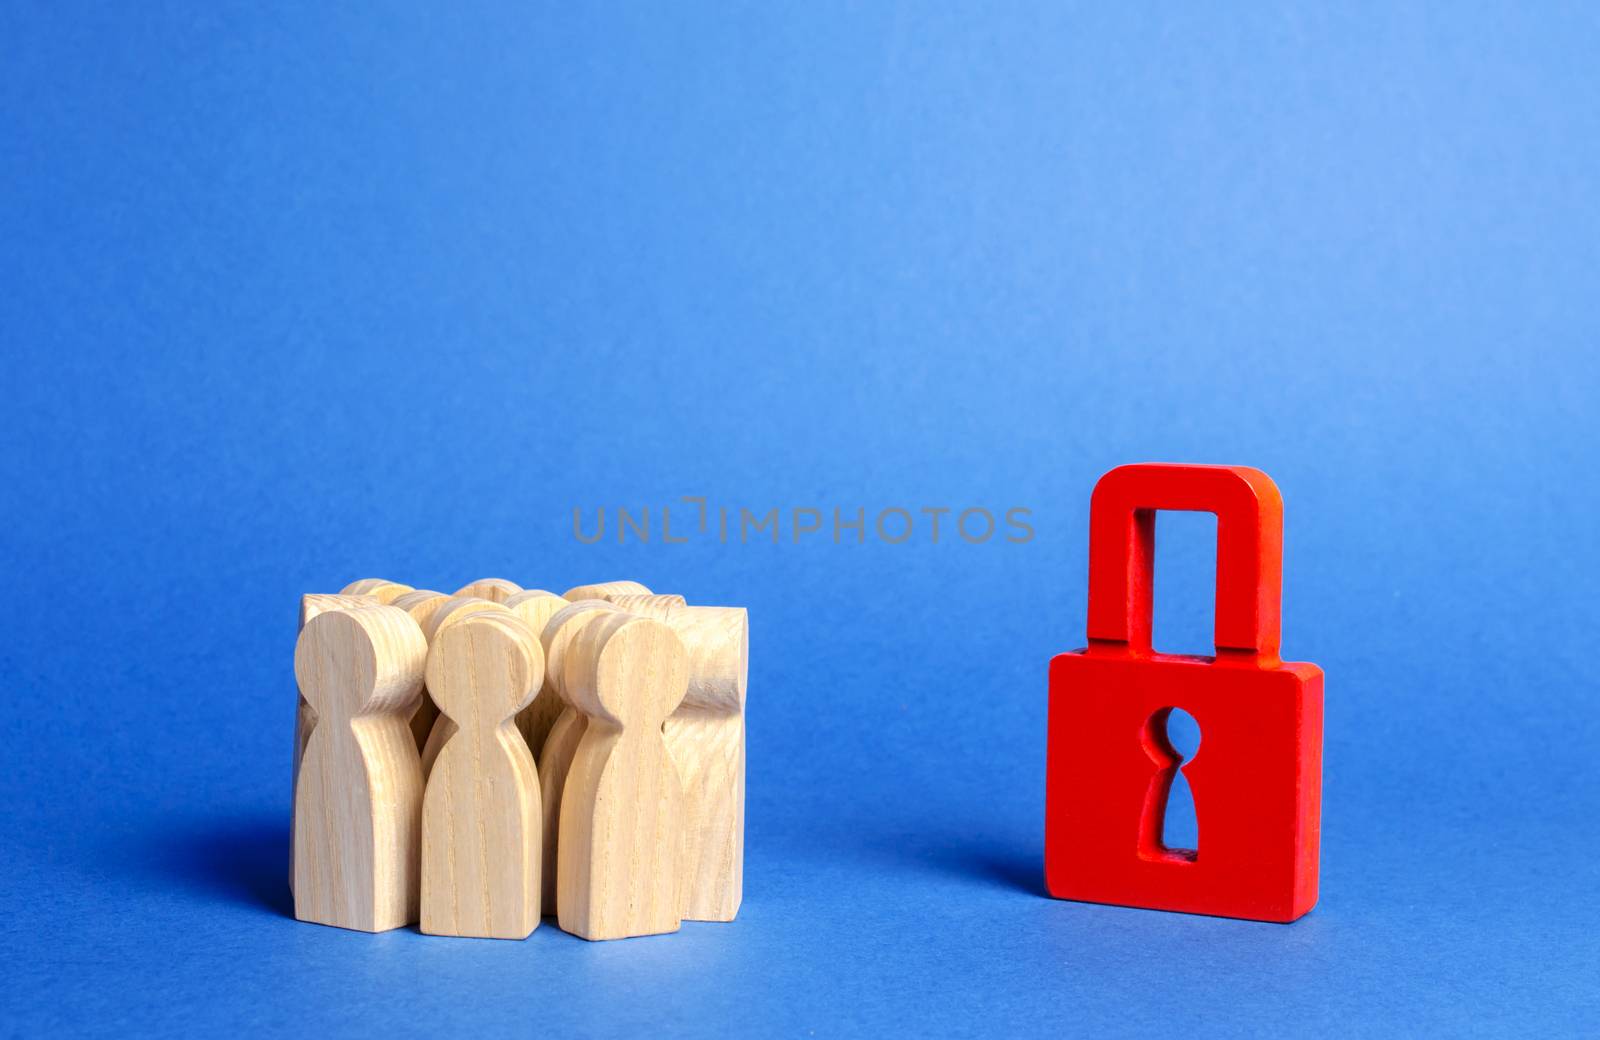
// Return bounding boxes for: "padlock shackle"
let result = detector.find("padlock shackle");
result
[1086,463,1283,658]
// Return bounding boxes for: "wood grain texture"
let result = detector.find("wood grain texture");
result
[452,578,522,603]
[301,593,382,628]
[535,599,622,914]
[293,604,427,932]
[608,593,687,613]
[339,579,415,603]
[420,595,507,642]
[660,606,748,922]
[418,598,512,779]
[388,590,452,749]
[390,589,452,627]
[291,593,379,892]
[610,597,749,921]
[561,580,651,602]
[557,613,688,940]
[502,590,570,760]
[420,612,544,939]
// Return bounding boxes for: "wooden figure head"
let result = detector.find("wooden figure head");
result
[563,613,688,730]
[295,606,426,723]
[540,600,622,705]
[671,606,749,716]
[425,613,544,727]
[452,577,522,603]
[421,595,509,643]
[338,578,415,604]
[504,589,568,638]
[389,589,451,630]
[300,593,377,630]
[561,580,651,602]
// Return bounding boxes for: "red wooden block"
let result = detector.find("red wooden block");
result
[1046,463,1323,923]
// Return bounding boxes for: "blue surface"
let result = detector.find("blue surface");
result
[4,3,1598,1035]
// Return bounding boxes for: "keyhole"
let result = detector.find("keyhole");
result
[1162,708,1201,854]
[1140,707,1202,861]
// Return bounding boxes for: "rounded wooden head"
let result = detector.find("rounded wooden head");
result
[562,614,687,728]
[424,612,544,725]
[295,605,427,720]
[299,593,377,631]
[421,596,510,643]
[673,606,749,714]
[338,579,414,604]
[540,600,622,704]
[389,590,451,630]
[561,580,651,602]
[504,590,567,640]
[452,578,522,603]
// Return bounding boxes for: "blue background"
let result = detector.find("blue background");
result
[4,3,1597,1035]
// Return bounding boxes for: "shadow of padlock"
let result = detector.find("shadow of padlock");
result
[1046,463,1323,922]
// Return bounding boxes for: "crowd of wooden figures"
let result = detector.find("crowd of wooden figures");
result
[290,577,747,941]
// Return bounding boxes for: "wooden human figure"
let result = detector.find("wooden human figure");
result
[293,604,427,931]
[421,612,544,939]
[453,577,522,603]
[557,613,688,940]
[660,606,749,922]
[503,589,575,760]
[295,593,386,771]
[534,600,621,914]
[610,597,749,922]
[290,592,377,892]
[416,597,513,779]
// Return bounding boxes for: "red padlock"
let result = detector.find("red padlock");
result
[1046,463,1323,923]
